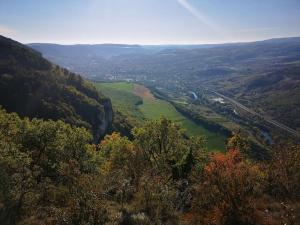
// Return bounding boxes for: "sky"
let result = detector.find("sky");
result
[0,0,300,44]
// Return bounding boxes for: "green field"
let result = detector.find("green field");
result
[94,82,144,126]
[94,82,226,150]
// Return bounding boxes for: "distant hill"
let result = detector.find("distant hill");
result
[0,35,113,142]
[28,43,147,59]
[29,37,300,131]
[28,37,300,79]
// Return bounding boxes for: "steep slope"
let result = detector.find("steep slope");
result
[0,35,113,142]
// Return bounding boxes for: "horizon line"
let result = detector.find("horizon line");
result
[2,34,299,46]
[26,36,300,46]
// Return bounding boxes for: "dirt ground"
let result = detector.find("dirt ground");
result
[133,84,155,101]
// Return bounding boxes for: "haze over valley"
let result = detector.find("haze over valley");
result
[0,0,300,224]
[29,37,300,149]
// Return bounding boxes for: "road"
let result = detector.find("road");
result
[210,90,299,137]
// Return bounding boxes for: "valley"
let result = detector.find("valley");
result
[94,81,227,150]
[31,37,300,150]
[1,0,300,223]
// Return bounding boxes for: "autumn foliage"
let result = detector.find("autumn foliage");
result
[0,110,299,225]
[190,149,265,224]
[188,142,299,225]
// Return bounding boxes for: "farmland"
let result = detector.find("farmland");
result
[94,82,226,150]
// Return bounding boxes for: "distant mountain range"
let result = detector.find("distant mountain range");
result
[29,37,300,58]
[28,37,300,78]
[28,38,300,132]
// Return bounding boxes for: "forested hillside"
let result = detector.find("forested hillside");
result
[0,36,113,142]
[0,108,299,225]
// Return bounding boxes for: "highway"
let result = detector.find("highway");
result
[210,90,299,137]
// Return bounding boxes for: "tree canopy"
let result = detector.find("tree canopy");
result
[0,109,299,225]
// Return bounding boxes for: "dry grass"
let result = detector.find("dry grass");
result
[133,84,155,101]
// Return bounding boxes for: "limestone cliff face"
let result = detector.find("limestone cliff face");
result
[94,98,113,142]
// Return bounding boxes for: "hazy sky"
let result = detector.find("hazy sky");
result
[0,0,300,44]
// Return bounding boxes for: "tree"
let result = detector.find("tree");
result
[0,109,108,224]
[226,132,250,156]
[268,144,300,200]
[191,149,266,225]
[132,117,205,179]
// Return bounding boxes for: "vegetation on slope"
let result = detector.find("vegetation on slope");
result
[0,108,299,225]
[0,35,113,141]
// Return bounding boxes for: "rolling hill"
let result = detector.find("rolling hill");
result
[30,38,300,132]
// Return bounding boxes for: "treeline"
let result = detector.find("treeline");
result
[149,86,231,137]
[0,108,299,225]
[174,101,270,159]
[173,102,232,137]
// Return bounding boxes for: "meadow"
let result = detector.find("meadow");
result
[94,82,226,150]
